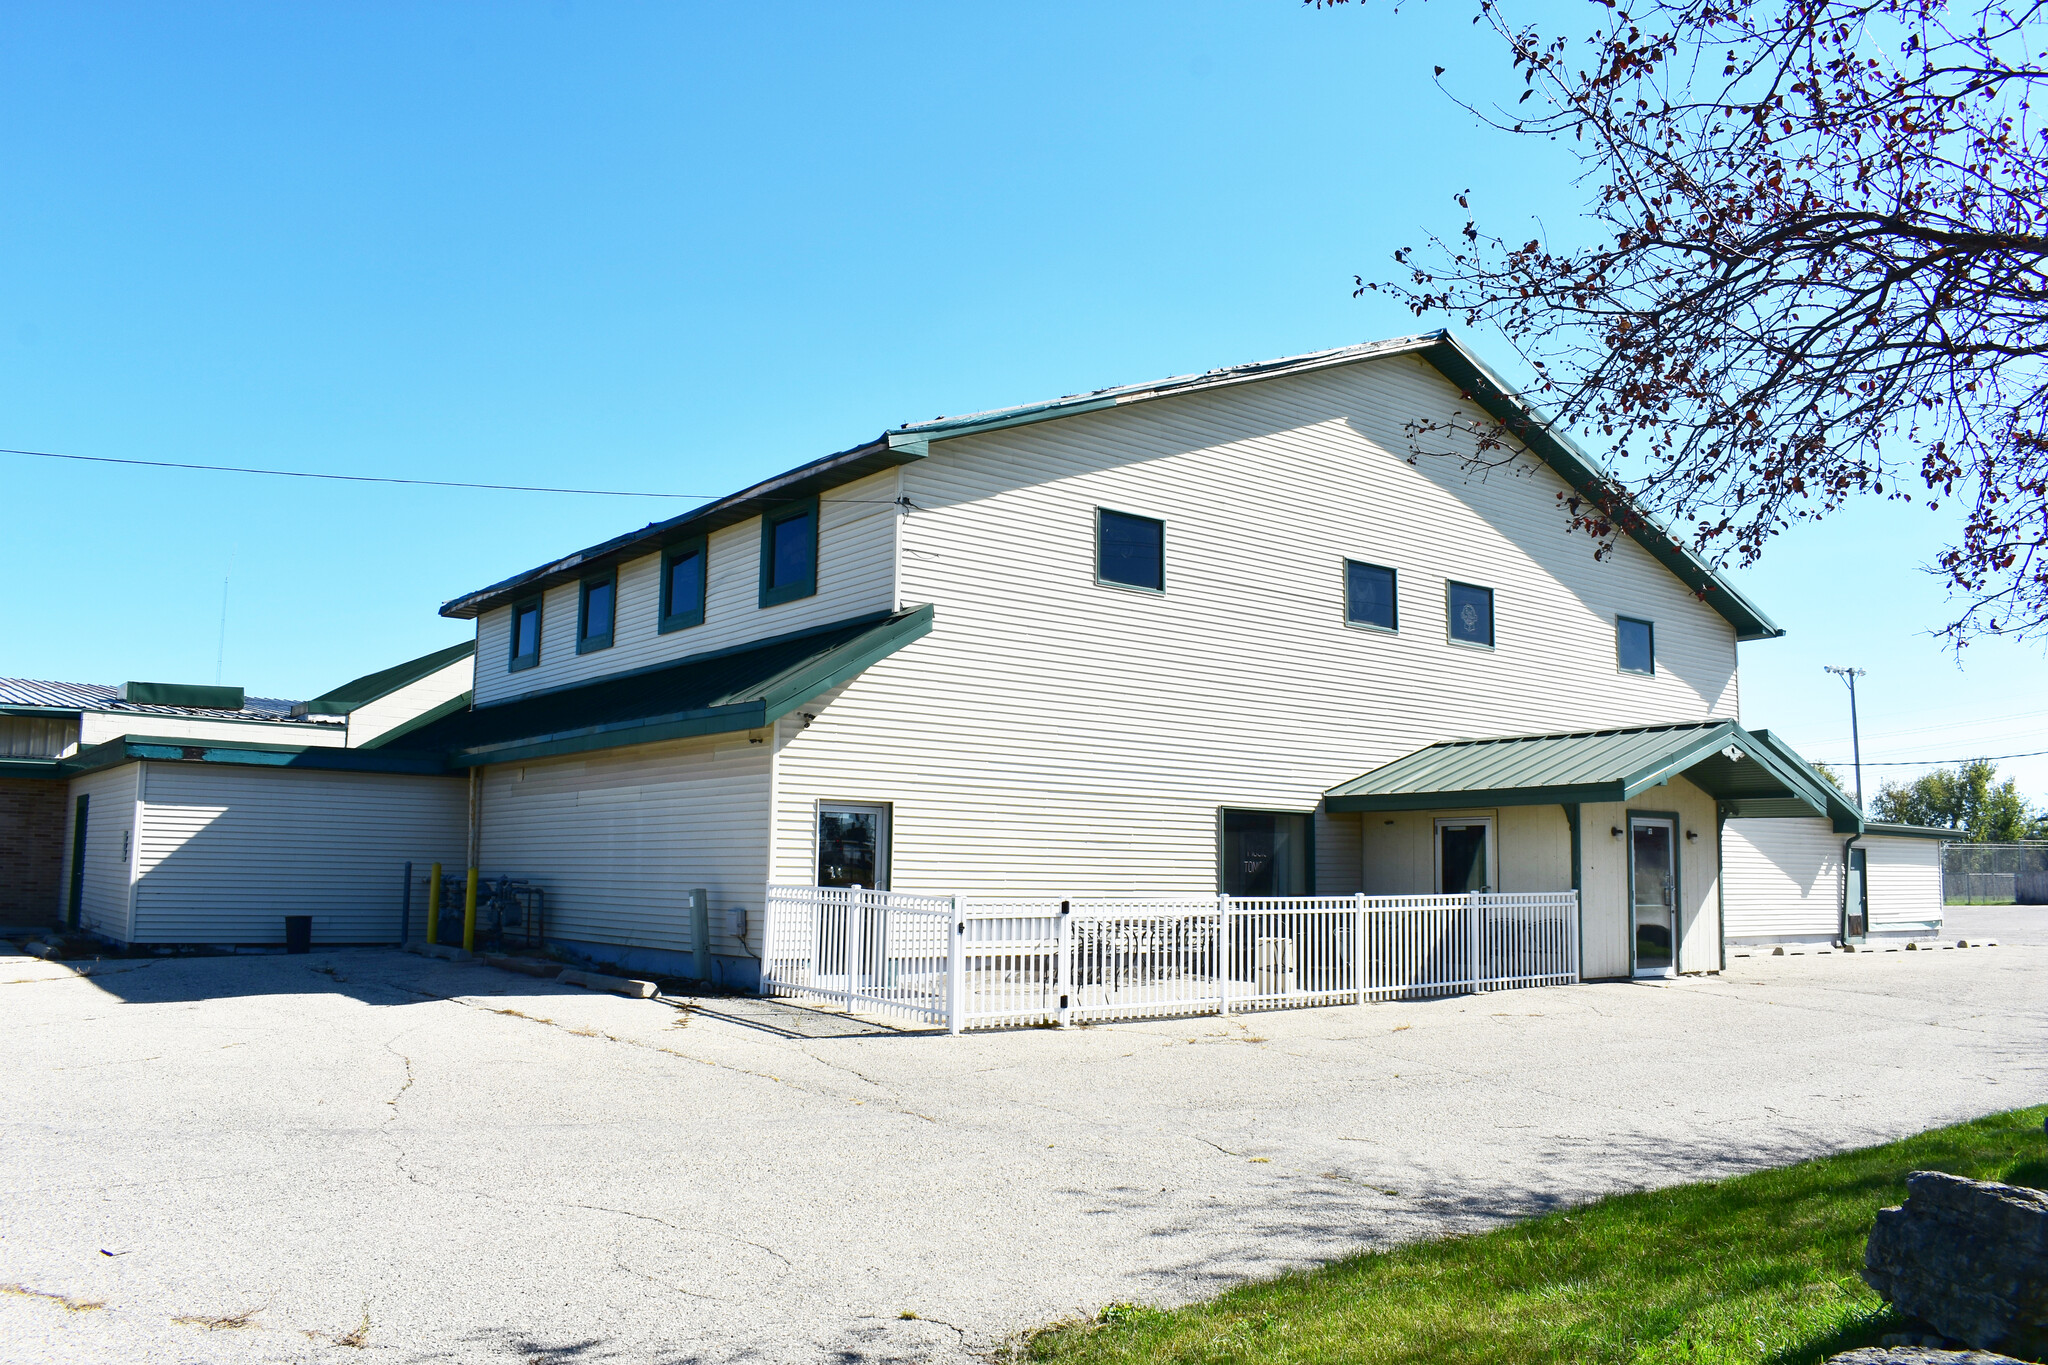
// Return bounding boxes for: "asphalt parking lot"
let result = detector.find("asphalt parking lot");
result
[3,933,2042,1364]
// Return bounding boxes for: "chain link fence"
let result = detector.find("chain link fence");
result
[1943,842,2048,905]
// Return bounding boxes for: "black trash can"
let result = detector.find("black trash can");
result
[284,916,313,954]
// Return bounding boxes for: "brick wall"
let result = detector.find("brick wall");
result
[0,777,68,922]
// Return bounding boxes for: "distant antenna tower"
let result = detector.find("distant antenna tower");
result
[215,548,235,686]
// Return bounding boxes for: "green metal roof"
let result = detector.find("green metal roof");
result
[1722,729,1864,833]
[1324,720,1832,813]
[57,736,453,780]
[1864,822,1955,841]
[443,332,1781,641]
[385,605,933,768]
[295,640,475,717]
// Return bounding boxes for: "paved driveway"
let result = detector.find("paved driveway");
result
[3,941,2041,1364]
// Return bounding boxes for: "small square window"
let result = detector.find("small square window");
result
[1447,582,1495,648]
[1096,508,1164,592]
[1345,561,1398,631]
[509,598,542,672]
[758,498,818,608]
[577,573,615,654]
[660,539,706,633]
[1617,616,1655,675]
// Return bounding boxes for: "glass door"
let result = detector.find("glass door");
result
[817,804,889,890]
[1844,847,1867,941]
[1435,819,1493,893]
[815,803,890,989]
[1630,817,1676,976]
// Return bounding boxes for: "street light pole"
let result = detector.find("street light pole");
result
[1823,666,1868,810]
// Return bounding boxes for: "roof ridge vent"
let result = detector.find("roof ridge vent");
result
[119,681,246,711]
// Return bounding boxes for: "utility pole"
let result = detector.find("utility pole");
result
[1823,666,1867,810]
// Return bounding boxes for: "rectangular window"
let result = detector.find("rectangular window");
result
[1096,508,1164,592]
[509,598,542,672]
[1220,809,1313,896]
[759,497,818,608]
[1617,615,1655,675]
[1446,581,1495,648]
[817,803,890,889]
[577,572,615,654]
[1344,560,1398,631]
[660,538,706,633]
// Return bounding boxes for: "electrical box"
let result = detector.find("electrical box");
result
[727,906,749,941]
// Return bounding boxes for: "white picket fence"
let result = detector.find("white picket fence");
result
[760,886,1580,1032]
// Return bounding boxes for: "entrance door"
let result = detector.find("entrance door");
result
[67,795,89,929]
[1630,817,1676,976]
[1844,846,1868,940]
[1435,819,1493,893]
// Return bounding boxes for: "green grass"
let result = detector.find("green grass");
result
[1018,1106,2048,1365]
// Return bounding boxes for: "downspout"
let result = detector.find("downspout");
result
[1563,804,1583,975]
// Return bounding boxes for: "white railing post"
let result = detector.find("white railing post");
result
[946,893,965,1035]
[1353,892,1368,1006]
[758,884,775,994]
[1468,891,1482,994]
[1056,899,1072,1028]
[1217,894,1232,1016]
[844,885,863,1005]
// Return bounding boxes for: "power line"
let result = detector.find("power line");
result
[1822,748,2048,767]
[2,445,713,498]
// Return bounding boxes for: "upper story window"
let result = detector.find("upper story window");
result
[509,597,542,672]
[1617,615,1655,675]
[1446,582,1495,649]
[1096,508,1164,593]
[1344,560,1398,632]
[661,537,707,633]
[577,572,615,654]
[759,497,818,608]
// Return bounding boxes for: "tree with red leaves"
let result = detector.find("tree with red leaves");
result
[1316,0,2048,644]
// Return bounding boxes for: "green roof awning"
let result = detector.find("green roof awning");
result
[296,640,475,717]
[1324,720,1833,816]
[384,605,933,768]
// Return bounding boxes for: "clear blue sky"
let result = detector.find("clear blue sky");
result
[4,2,2042,804]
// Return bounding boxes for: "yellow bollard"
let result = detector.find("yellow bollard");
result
[462,867,479,953]
[426,862,441,944]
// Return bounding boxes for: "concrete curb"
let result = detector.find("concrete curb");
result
[485,955,563,979]
[557,969,658,999]
[406,942,474,963]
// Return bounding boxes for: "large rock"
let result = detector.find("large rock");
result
[1863,1171,2048,1359]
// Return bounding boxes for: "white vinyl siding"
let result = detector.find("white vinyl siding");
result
[345,655,475,747]
[76,712,348,749]
[59,763,139,941]
[1722,817,1844,943]
[1866,835,1944,934]
[131,765,465,944]
[471,470,901,706]
[477,733,771,963]
[769,355,1739,919]
[0,715,79,760]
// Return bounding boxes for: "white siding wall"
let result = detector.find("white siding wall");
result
[471,470,901,706]
[346,655,475,747]
[1723,817,1843,942]
[77,712,348,749]
[771,355,1741,907]
[1866,836,1944,934]
[58,763,139,941]
[131,766,466,944]
[477,733,771,961]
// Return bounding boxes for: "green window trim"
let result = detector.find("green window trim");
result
[660,536,708,633]
[758,496,819,609]
[1094,506,1166,594]
[1445,580,1496,650]
[508,597,543,673]
[576,571,616,655]
[1343,559,1399,633]
[1617,615,1656,676]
